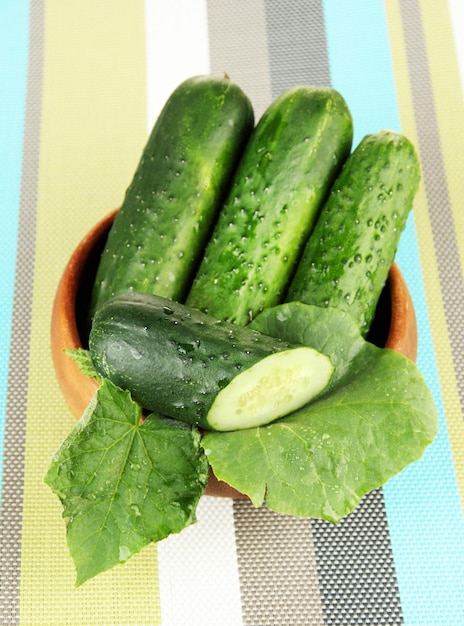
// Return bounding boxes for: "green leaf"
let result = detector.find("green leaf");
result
[203,303,438,523]
[64,347,99,379]
[45,379,208,585]
[250,300,366,386]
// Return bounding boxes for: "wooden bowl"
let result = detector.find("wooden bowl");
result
[51,209,418,498]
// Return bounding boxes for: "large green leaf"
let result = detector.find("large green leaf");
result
[45,379,208,585]
[203,303,438,522]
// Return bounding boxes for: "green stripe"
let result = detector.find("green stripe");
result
[17,1,161,621]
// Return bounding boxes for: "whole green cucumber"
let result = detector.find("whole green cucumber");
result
[88,75,254,321]
[186,86,353,325]
[89,292,333,431]
[286,130,421,335]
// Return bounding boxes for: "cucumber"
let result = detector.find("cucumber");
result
[286,130,421,335]
[89,292,334,431]
[186,86,353,325]
[88,75,254,322]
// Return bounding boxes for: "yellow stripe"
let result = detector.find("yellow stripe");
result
[420,0,464,270]
[19,2,162,622]
[418,0,464,505]
[418,0,464,504]
[385,1,464,509]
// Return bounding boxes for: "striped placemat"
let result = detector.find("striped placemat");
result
[0,1,463,624]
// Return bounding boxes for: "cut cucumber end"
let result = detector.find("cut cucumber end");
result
[206,347,334,431]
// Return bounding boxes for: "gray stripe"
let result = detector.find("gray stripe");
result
[206,0,273,119]
[312,490,403,625]
[264,0,331,98]
[400,0,464,417]
[233,500,325,626]
[0,1,43,623]
[208,3,404,623]
[209,2,331,623]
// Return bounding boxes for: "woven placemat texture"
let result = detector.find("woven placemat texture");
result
[0,1,462,624]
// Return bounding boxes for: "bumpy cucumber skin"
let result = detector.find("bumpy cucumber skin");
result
[89,292,294,429]
[186,86,353,326]
[88,75,254,321]
[286,130,421,335]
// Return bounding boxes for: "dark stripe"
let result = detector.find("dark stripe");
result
[233,500,325,625]
[312,489,403,625]
[0,1,43,622]
[264,0,331,97]
[400,0,464,420]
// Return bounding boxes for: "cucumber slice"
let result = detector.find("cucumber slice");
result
[206,346,334,431]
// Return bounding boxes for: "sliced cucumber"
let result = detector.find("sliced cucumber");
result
[89,292,333,431]
[206,346,334,431]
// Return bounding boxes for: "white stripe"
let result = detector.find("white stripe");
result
[157,497,244,626]
[145,6,243,621]
[448,0,464,97]
[144,0,210,129]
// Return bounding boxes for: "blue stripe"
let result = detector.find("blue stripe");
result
[0,1,30,493]
[323,0,402,145]
[323,1,464,623]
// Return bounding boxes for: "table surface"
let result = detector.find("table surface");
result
[1,1,463,625]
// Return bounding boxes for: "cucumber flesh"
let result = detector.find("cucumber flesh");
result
[206,346,334,431]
